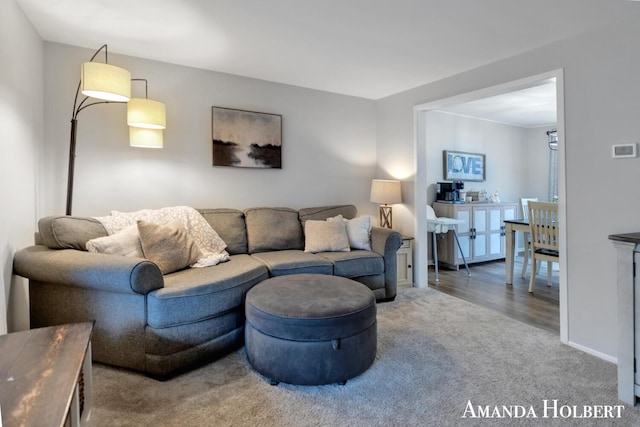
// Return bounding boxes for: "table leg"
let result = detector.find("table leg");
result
[82,342,93,423]
[506,224,515,285]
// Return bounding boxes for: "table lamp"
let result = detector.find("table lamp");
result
[370,179,402,228]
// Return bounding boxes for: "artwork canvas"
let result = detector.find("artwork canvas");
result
[212,107,282,168]
[443,150,485,181]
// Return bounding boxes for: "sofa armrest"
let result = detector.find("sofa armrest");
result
[370,227,403,300]
[13,245,164,295]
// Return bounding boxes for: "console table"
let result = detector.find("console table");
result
[609,232,640,406]
[0,322,94,426]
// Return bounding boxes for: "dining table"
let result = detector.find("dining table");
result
[503,218,530,285]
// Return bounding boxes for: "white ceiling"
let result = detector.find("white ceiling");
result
[14,1,640,127]
[17,0,640,101]
[437,79,557,128]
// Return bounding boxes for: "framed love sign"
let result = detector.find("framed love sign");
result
[443,150,485,182]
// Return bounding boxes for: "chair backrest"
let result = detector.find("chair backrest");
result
[528,201,559,253]
[426,205,449,233]
[427,205,437,220]
[520,197,538,221]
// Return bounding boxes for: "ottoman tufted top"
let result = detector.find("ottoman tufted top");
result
[245,274,376,342]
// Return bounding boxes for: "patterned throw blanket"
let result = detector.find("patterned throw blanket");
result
[95,206,230,268]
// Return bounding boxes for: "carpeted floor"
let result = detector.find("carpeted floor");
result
[88,287,640,426]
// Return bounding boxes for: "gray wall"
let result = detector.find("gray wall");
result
[425,111,530,206]
[42,43,379,217]
[1,0,43,332]
[424,111,554,258]
[376,16,640,359]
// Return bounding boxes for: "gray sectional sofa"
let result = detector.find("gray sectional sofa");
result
[13,205,402,379]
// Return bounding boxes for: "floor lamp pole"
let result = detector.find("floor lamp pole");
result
[66,118,78,216]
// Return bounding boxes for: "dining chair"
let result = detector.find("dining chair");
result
[527,201,559,293]
[519,197,540,278]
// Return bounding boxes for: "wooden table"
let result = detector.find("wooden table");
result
[504,219,529,285]
[0,322,94,427]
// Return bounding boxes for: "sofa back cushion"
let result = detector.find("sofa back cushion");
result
[298,205,358,223]
[38,215,108,250]
[245,207,303,253]
[198,208,248,255]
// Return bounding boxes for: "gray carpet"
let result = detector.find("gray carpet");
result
[88,287,640,426]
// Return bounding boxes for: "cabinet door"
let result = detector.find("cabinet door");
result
[503,205,517,221]
[472,208,487,258]
[456,207,472,261]
[396,238,413,287]
[487,206,503,257]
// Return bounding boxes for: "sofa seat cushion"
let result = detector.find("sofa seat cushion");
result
[317,250,384,278]
[147,254,268,328]
[251,250,333,276]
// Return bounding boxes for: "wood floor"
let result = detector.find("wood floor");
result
[427,257,560,335]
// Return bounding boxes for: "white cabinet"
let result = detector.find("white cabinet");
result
[396,236,414,287]
[609,232,640,405]
[433,202,517,269]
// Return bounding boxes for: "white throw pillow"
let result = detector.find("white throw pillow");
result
[328,215,372,251]
[86,224,143,257]
[304,219,351,253]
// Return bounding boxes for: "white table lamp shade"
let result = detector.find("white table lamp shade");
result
[370,179,402,204]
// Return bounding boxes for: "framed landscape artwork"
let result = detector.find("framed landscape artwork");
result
[443,150,485,182]
[212,107,282,168]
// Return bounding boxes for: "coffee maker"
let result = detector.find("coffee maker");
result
[436,181,464,203]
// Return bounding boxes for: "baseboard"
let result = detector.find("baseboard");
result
[567,340,617,364]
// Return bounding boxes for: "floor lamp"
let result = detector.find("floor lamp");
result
[370,179,402,229]
[67,44,131,215]
[66,45,166,215]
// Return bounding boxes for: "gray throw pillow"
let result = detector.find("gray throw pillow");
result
[137,220,202,274]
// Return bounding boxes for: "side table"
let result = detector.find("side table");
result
[0,322,94,426]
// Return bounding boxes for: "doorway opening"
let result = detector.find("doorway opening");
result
[413,69,567,343]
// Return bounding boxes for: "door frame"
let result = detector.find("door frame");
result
[412,69,568,343]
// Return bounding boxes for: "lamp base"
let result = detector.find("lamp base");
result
[379,205,393,229]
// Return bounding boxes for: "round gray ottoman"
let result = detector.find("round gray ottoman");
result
[245,274,377,385]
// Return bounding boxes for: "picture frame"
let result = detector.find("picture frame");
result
[212,106,282,168]
[443,150,485,182]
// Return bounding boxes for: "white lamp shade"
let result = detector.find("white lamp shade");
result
[129,127,163,148]
[127,98,166,129]
[370,179,402,204]
[81,62,131,102]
